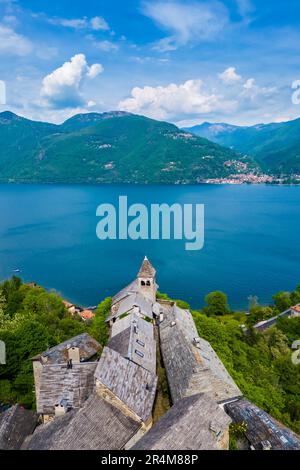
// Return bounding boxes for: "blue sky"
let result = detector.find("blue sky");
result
[1,0,300,126]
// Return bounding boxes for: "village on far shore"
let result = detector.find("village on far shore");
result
[200,173,300,185]
[0,257,300,451]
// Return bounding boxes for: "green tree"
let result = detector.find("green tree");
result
[246,305,274,327]
[202,291,230,316]
[0,278,111,408]
[276,317,300,343]
[88,297,111,346]
[273,291,292,312]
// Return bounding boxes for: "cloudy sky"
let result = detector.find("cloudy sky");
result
[1,0,300,126]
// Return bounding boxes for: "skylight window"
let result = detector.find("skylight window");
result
[135,349,144,358]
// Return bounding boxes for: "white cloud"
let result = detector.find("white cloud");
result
[90,16,109,31]
[0,23,32,56]
[152,37,178,52]
[41,53,103,108]
[119,79,236,120]
[87,100,97,108]
[142,0,229,50]
[87,63,103,78]
[54,18,87,29]
[243,78,255,90]
[119,69,281,122]
[241,78,277,100]
[47,15,109,31]
[94,40,119,52]
[219,67,242,85]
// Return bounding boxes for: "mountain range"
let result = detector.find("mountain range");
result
[0,111,255,184]
[184,119,300,175]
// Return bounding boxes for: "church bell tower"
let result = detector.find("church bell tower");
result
[137,256,157,303]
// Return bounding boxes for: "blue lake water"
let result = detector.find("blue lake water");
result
[0,184,299,310]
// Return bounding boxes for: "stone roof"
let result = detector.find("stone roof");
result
[0,406,37,450]
[108,315,156,374]
[22,410,75,450]
[225,399,300,450]
[160,305,241,404]
[32,333,101,364]
[37,362,97,415]
[128,329,156,375]
[24,394,141,450]
[111,279,139,306]
[108,327,132,358]
[111,312,154,338]
[94,347,157,422]
[132,393,231,450]
[137,256,156,278]
[170,305,199,341]
[111,312,133,337]
[107,292,153,322]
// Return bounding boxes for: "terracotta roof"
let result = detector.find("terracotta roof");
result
[137,256,156,278]
[291,304,300,314]
[80,309,95,320]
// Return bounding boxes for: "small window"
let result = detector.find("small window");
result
[141,280,146,286]
[146,280,151,286]
[135,349,144,358]
[136,339,145,347]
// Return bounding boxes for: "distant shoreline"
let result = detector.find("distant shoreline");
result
[0,180,300,187]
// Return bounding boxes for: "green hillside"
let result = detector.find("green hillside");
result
[184,118,300,174]
[0,111,257,184]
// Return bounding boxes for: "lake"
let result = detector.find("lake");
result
[0,183,299,310]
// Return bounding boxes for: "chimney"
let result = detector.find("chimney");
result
[54,400,68,417]
[67,346,80,363]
